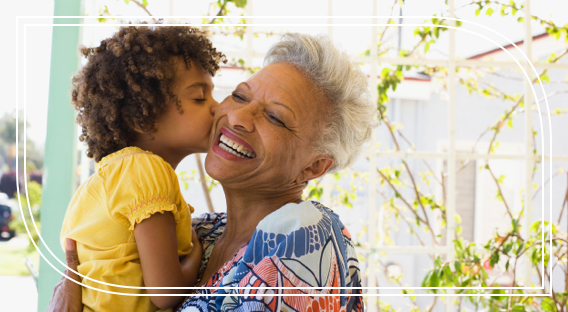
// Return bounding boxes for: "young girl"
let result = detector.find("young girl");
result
[60,25,225,312]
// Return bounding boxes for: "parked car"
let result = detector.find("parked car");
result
[0,192,16,240]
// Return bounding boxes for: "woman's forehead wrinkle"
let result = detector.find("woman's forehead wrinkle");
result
[250,70,301,112]
[246,64,324,133]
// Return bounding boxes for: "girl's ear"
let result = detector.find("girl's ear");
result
[298,156,334,184]
[133,124,145,134]
[133,123,155,134]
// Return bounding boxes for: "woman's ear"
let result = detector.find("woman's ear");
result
[298,156,334,184]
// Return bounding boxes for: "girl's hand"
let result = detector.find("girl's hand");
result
[46,238,83,312]
[190,228,202,258]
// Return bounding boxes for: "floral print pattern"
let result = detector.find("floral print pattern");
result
[177,201,363,312]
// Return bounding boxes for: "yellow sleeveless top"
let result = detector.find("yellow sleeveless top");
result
[60,147,194,312]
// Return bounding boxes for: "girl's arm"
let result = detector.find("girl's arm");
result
[134,211,202,309]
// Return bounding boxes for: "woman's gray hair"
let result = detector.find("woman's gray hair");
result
[264,33,377,173]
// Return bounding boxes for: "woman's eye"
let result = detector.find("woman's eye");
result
[231,93,246,102]
[268,114,285,126]
[194,98,206,102]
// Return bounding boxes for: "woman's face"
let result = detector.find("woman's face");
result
[205,62,333,191]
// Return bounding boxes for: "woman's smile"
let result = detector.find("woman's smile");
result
[212,128,257,160]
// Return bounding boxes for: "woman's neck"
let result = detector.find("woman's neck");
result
[219,186,304,246]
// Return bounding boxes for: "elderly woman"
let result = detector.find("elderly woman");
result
[49,32,376,312]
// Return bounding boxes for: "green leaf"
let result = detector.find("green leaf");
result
[530,220,542,232]
[142,0,148,6]
[541,74,550,83]
[421,270,433,287]
[503,243,513,254]
[424,41,431,53]
[518,16,524,23]
[509,0,517,16]
[485,7,494,16]
[490,251,499,268]
[475,8,481,16]
[541,298,555,312]
[430,270,440,287]
[444,265,456,283]
[497,174,506,184]
[491,288,507,300]
[234,0,247,8]
[515,242,525,256]
[124,0,130,4]
[512,304,526,312]
[531,249,539,264]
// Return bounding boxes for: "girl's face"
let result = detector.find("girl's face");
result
[152,57,218,158]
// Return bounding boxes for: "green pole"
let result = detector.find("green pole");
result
[36,2,83,311]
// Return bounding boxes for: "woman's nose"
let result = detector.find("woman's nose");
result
[227,102,257,132]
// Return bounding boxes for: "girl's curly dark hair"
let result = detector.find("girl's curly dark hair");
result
[71,25,226,162]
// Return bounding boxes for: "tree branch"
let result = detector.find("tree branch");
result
[195,154,215,213]
[130,0,155,20]
[208,0,229,24]
[376,168,428,225]
[381,116,437,239]
[485,163,514,219]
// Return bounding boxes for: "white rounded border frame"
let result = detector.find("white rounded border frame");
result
[15,15,552,296]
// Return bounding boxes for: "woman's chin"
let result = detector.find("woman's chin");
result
[204,150,252,183]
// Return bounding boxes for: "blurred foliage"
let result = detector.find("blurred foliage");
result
[0,111,43,172]
[9,180,42,252]
[178,169,220,193]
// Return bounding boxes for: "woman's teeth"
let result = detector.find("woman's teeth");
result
[219,134,256,159]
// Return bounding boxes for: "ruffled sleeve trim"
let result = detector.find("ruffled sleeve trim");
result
[126,196,180,231]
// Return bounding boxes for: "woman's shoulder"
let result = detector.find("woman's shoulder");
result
[256,200,346,234]
[243,200,354,265]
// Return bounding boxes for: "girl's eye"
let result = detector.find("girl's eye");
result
[194,98,206,102]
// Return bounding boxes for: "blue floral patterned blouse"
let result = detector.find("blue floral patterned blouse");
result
[176,201,363,312]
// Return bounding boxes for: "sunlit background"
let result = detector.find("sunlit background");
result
[2,0,568,311]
